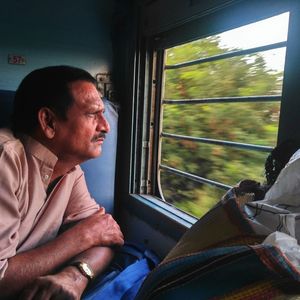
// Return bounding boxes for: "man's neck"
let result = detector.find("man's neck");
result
[51,158,78,182]
[31,132,78,182]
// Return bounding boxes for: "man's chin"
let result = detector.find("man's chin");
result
[83,146,102,161]
[92,148,102,158]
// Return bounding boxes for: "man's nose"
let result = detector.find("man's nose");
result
[97,114,110,133]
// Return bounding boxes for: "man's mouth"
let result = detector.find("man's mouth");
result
[91,132,106,142]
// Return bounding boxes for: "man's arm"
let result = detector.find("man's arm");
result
[0,211,124,299]
[20,246,115,300]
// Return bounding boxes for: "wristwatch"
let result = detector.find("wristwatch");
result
[71,261,95,280]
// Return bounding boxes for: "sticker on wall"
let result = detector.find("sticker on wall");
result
[8,54,26,65]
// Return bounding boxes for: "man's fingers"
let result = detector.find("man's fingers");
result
[77,212,124,247]
[30,290,52,300]
[19,284,39,300]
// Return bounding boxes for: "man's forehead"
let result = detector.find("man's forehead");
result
[69,80,104,107]
[79,97,104,111]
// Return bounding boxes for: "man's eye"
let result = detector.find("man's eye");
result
[87,111,104,118]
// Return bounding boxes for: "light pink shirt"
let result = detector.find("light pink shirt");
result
[0,129,100,279]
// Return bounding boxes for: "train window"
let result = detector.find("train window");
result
[157,12,289,218]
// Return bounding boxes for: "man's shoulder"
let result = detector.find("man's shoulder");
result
[0,128,23,153]
[0,128,15,140]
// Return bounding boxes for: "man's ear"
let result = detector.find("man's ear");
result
[38,107,57,139]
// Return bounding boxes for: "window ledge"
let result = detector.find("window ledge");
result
[128,194,198,230]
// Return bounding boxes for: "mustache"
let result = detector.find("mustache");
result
[91,132,106,142]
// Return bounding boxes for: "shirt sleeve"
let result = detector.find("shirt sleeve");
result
[0,145,22,280]
[62,166,101,225]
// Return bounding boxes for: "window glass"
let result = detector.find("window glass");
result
[159,12,289,218]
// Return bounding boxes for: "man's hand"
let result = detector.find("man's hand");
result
[0,211,122,299]
[19,266,87,300]
[73,211,124,248]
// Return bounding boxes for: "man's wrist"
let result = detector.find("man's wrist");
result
[58,266,89,297]
[63,265,89,285]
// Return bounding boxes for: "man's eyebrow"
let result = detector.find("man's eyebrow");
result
[86,103,105,112]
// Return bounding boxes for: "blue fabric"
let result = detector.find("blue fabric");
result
[82,243,160,300]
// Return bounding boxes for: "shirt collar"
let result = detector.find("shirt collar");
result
[20,134,58,170]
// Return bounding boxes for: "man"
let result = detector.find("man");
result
[0,66,124,299]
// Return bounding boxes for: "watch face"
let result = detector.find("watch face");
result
[82,263,92,276]
[72,261,94,280]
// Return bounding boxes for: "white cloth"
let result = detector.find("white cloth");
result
[263,148,300,206]
[263,231,300,272]
[242,148,300,272]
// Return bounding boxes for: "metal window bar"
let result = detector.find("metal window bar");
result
[160,164,232,190]
[163,95,281,105]
[160,41,284,193]
[165,41,287,70]
[161,132,273,152]
[161,96,278,185]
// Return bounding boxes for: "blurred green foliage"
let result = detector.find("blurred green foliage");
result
[160,36,283,218]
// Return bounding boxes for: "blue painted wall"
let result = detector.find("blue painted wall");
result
[0,0,115,90]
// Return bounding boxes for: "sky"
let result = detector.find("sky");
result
[218,12,290,72]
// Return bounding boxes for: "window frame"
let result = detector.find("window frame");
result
[128,0,300,225]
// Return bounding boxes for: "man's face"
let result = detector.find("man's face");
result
[54,80,110,164]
